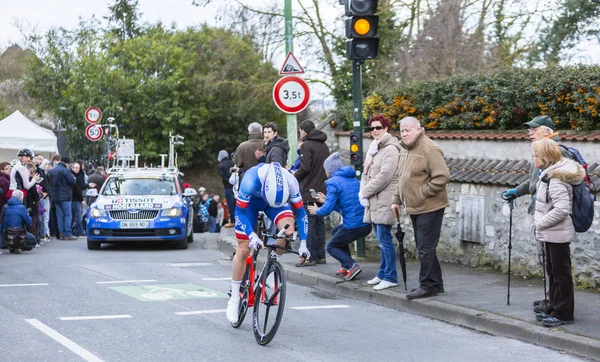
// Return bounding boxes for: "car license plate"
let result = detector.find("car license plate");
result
[120,221,149,229]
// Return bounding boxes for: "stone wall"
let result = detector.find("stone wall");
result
[320,124,600,289]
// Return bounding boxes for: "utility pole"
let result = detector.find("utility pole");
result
[284,0,298,164]
[352,59,366,257]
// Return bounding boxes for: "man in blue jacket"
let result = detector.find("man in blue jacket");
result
[47,157,77,240]
[307,152,372,281]
[0,190,37,252]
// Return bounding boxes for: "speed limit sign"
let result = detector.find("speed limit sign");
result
[273,76,310,114]
[85,107,102,124]
[85,124,103,141]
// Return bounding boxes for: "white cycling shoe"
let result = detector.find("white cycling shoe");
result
[226,298,240,323]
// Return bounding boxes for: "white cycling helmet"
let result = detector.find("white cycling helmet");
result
[261,162,289,207]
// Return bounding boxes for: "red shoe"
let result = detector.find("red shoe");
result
[335,268,348,276]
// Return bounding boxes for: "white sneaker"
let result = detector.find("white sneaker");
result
[367,276,382,285]
[226,298,240,323]
[373,280,398,290]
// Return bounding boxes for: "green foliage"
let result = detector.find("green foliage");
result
[26,22,281,166]
[363,65,600,131]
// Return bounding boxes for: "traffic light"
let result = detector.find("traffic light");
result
[344,0,379,60]
[349,131,362,165]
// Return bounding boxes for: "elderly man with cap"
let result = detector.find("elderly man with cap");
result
[501,115,573,313]
[295,120,330,266]
[307,152,372,280]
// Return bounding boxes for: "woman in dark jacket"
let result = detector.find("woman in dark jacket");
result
[25,164,41,244]
[0,162,11,211]
[71,162,88,237]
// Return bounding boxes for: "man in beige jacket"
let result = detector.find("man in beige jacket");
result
[392,117,450,299]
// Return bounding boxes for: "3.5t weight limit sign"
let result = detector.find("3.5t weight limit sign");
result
[273,76,310,114]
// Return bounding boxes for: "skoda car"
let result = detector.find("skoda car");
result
[85,168,196,250]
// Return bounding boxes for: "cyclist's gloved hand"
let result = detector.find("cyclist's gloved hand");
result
[248,232,264,250]
[298,240,310,260]
[502,188,518,200]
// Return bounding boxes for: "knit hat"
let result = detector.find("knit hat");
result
[299,120,315,134]
[218,150,229,162]
[324,152,343,173]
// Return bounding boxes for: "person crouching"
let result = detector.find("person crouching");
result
[0,190,38,253]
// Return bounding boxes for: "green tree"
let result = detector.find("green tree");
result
[106,0,143,40]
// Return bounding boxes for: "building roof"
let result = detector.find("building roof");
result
[335,130,600,142]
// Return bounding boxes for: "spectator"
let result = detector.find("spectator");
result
[255,122,289,166]
[359,114,401,290]
[71,161,88,237]
[234,122,264,179]
[42,159,57,238]
[198,193,210,233]
[51,154,61,166]
[217,150,236,228]
[307,152,372,280]
[532,139,583,327]
[0,162,11,212]
[0,190,37,252]
[295,120,330,266]
[48,156,77,240]
[207,194,220,233]
[392,116,450,299]
[216,201,224,233]
[88,166,107,204]
[25,164,42,246]
[198,187,206,198]
[9,148,40,199]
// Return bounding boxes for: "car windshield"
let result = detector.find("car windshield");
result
[102,176,176,196]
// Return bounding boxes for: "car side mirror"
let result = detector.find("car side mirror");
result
[86,189,98,197]
[183,188,197,197]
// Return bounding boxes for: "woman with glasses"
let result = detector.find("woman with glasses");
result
[359,114,401,290]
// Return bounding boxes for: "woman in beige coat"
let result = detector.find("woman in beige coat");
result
[533,139,584,327]
[359,114,401,290]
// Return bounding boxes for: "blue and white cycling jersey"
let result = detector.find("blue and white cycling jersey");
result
[234,163,308,241]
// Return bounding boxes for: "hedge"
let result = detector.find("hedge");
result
[362,65,600,131]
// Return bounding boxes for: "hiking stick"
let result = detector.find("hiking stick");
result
[507,197,514,306]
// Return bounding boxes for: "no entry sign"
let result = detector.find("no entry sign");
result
[273,76,310,114]
[85,107,102,124]
[85,124,103,141]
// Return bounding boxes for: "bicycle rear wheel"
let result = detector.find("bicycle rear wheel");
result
[231,265,250,328]
[252,260,286,345]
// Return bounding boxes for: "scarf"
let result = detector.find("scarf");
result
[364,133,386,174]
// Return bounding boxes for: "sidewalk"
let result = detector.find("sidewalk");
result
[217,227,600,361]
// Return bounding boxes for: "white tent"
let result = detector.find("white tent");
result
[0,110,58,162]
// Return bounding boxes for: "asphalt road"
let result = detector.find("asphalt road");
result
[0,234,586,362]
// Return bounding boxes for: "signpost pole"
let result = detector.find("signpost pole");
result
[352,59,366,258]
[284,0,298,164]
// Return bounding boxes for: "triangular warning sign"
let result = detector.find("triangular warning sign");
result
[279,52,305,75]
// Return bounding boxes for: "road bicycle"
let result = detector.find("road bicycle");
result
[230,216,305,345]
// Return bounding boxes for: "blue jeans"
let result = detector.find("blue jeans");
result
[327,224,372,269]
[55,201,73,237]
[224,188,235,223]
[373,224,398,284]
[208,216,217,233]
[72,201,84,236]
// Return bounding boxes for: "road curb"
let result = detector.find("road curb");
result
[218,233,600,361]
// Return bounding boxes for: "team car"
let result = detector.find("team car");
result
[85,167,197,250]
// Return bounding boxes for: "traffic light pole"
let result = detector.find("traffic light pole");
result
[284,0,298,164]
[352,59,366,258]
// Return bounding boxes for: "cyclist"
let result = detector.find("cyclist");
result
[226,162,310,323]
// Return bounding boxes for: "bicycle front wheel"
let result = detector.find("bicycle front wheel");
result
[252,260,286,345]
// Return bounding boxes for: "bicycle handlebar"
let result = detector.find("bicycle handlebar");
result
[257,223,308,261]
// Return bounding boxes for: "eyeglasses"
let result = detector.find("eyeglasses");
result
[369,126,385,131]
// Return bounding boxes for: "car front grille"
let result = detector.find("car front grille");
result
[109,210,160,220]
[90,228,181,237]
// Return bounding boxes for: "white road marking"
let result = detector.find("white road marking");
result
[169,262,213,267]
[175,309,227,316]
[60,315,133,321]
[96,280,157,284]
[0,283,48,287]
[290,305,351,310]
[201,277,231,281]
[25,319,104,362]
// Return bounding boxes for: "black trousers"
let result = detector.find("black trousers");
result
[410,208,445,292]
[49,207,59,237]
[545,242,574,321]
[305,204,326,261]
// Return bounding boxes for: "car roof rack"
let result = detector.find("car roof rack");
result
[107,167,181,177]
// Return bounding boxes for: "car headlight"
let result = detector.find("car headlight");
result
[161,208,182,217]
[90,209,107,218]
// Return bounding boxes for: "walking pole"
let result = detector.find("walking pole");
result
[501,193,515,306]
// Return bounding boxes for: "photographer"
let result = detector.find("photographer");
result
[0,190,37,252]
[218,150,236,227]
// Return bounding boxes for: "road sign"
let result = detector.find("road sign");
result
[85,107,102,124]
[117,139,135,160]
[273,76,310,114]
[85,124,103,141]
[279,52,305,75]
